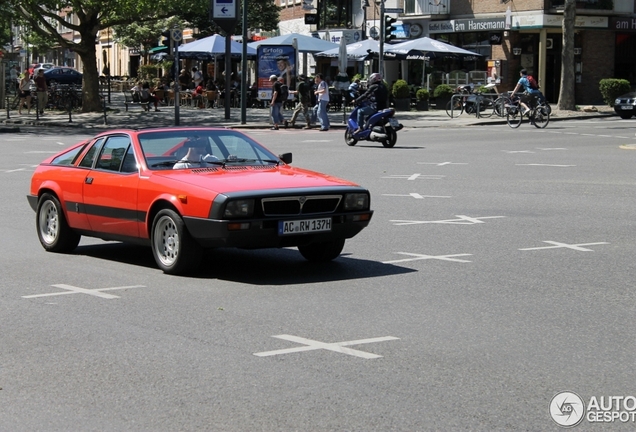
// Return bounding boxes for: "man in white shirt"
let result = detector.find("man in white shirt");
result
[314,74,330,131]
[192,67,203,89]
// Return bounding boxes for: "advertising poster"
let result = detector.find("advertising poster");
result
[257,44,296,101]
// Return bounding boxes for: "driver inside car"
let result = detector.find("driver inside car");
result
[173,136,219,169]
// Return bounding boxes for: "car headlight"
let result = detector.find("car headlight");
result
[223,199,254,218]
[615,98,621,105]
[343,193,369,211]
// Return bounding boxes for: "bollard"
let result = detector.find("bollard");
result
[5,96,10,120]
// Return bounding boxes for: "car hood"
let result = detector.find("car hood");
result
[616,92,636,99]
[153,165,359,193]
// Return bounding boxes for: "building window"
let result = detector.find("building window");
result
[319,0,352,29]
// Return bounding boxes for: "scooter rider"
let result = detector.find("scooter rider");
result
[354,73,389,134]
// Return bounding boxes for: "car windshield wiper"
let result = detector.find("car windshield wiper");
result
[223,158,280,166]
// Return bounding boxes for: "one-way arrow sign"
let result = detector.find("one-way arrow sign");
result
[212,0,236,19]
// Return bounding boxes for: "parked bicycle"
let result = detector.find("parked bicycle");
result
[446,84,498,118]
[506,93,550,129]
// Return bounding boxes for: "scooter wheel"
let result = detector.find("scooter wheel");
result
[345,129,358,146]
[382,127,397,148]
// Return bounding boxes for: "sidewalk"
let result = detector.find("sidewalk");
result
[0,91,616,132]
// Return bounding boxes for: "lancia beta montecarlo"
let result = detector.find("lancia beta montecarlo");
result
[27,128,373,275]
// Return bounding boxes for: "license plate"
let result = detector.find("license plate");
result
[389,118,399,127]
[621,106,633,110]
[278,218,332,235]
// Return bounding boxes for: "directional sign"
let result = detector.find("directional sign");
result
[212,0,237,19]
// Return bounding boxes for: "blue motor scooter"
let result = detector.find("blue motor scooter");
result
[345,104,403,148]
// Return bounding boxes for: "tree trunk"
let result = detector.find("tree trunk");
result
[557,0,576,110]
[77,39,103,112]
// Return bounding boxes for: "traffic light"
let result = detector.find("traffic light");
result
[160,30,171,47]
[384,16,397,43]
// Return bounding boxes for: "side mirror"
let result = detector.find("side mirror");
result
[279,152,292,164]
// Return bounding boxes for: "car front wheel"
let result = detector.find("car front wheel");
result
[298,239,345,262]
[36,193,81,252]
[151,209,202,274]
[619,113,633,119]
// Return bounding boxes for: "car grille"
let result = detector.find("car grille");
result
[261,195,342,216]
[618,98,635,104]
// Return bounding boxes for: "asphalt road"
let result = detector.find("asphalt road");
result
[1,117,636,431]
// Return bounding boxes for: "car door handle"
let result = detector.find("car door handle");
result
[85,177,93,184]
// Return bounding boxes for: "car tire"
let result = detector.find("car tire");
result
[151,209,202,275]
[298,238,345,262]
[619,113,633,119]
[344,129,358,146]
[36,193,81,253]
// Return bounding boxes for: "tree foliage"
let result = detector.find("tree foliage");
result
[5,0,279,112]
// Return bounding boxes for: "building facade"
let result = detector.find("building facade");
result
[276,0,636,104]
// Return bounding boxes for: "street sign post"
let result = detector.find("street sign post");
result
[209,0,239,119]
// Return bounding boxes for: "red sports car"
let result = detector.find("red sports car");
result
[27,128,373,274]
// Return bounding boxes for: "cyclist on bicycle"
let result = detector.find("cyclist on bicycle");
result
[512,69,544,115]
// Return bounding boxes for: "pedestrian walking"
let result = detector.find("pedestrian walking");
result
[34,69,48,115]
[269,74,284,130]
[289,74,312,129]
[314,73,330,131]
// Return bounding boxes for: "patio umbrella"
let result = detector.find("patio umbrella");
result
[178,34,256,59]
[334,37,350,91]
[248,33,338,53]
[315,38,379,61]
[384,37,481,60]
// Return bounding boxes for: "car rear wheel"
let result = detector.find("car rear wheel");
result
[298,238,345,262]
[36,193,81,253]
[151,209,202,275]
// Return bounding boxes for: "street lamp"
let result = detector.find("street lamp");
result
[362,0,369,40]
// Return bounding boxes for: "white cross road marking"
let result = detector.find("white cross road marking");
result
[3,168,26,173]
[390,215,505,226]
[22,284,146,299]
[382,193,451,199]
[26,151,59,154]
[416,162,468,166]
[515,164,576,167]
[301,140,331,142]
[382,173,445,180]
[254,335,400,359]
[536,148,567,150]
[503,150,534,153]
[519,241,610,252]
[383,252,472,264]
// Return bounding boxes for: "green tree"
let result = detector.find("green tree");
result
[112,17,182,64]
[182,2,281,37]
[9,0,279,112]
[11,0,182,111]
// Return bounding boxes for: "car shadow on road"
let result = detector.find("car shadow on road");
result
[74,242,416,284]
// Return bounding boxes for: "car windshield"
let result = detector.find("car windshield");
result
[138,130,280,170]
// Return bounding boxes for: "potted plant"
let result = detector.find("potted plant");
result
[392,79,411,111]
[433,84,454,110]
[416,88,429,111]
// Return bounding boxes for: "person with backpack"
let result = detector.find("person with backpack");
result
[289,74,312,129]
[512,69,544,115]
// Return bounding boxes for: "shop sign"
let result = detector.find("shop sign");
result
[512,14,608,29]
[611,18,636,32]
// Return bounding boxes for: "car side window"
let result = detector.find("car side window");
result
[95,136,132,172]
[78,138,104,168]
[121,145,138,173]
[51,143,88,166]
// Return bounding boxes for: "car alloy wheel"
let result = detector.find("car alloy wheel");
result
[151,208,202,274]
[36,193,81,252]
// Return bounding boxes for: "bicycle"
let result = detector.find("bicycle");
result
[506,93,550,129]
[445,84,472,118]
